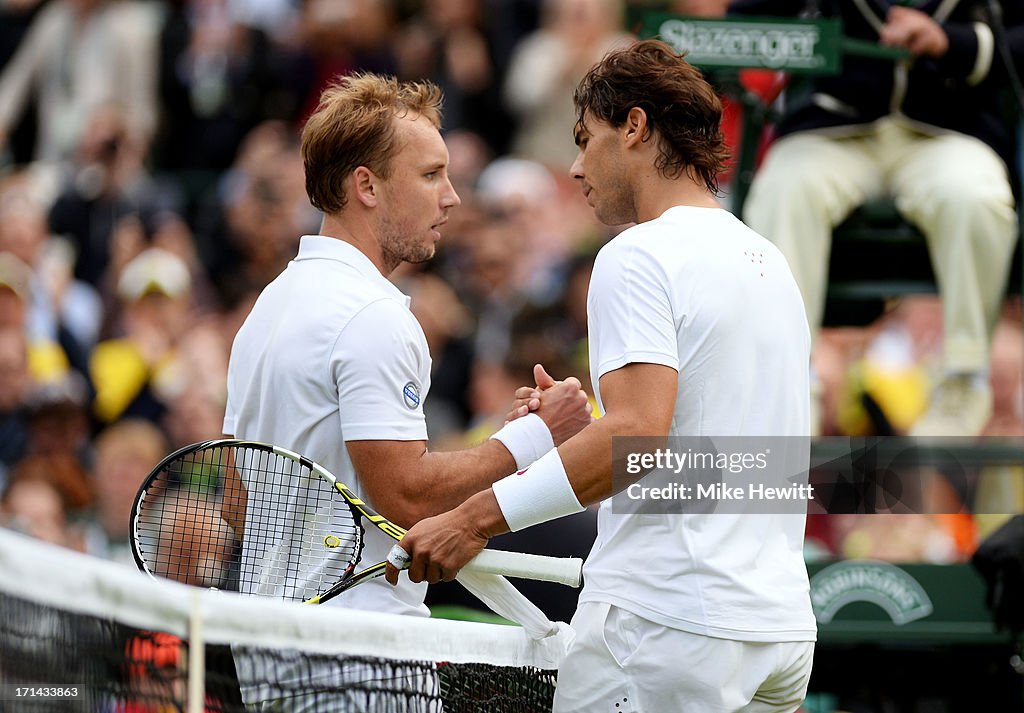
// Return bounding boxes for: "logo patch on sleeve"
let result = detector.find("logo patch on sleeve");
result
[402,381,421,409]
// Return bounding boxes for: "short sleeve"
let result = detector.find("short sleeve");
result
[223,331,242,436]
[587,239,679,380]
[222,398,236,437]
[332,299,431,441]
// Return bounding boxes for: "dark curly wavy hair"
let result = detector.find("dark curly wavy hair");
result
[573,39,730,194]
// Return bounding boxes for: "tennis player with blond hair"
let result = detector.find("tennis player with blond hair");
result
[387,41,818,712]
[223,73,591,618]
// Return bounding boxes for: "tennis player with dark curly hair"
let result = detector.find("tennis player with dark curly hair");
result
[388,40,818,712]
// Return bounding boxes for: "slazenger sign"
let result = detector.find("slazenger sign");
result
[810,560,934,625]
[647,16,841,74]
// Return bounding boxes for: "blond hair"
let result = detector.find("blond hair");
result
[301,73,444,215]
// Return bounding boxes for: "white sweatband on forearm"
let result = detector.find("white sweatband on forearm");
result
[489,412,554,471]
[491,448,584,532]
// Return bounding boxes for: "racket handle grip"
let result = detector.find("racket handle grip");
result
[464,549,584,588]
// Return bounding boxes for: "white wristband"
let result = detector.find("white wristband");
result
[489,412,555,471]
[491,448,584,532]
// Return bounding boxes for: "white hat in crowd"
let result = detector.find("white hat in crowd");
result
[117,247,192,301]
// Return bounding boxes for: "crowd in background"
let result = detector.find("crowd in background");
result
[0,0,1022,598]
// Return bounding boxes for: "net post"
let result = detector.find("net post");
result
[188,590,205,713]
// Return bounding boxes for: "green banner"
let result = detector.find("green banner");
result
[639,13,842,75]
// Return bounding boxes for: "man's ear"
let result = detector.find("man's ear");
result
[352,166,378,208]
[623,107,651,147]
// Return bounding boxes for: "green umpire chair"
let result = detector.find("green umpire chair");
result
[636,12,1022,327]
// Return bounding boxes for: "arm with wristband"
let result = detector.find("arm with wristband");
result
[384,361,678,586]
[352,370,593,524]
[348,363,592,528]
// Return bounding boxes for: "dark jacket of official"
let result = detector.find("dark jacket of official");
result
[728,0,1024,171]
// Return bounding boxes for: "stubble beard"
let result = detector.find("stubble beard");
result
[379,222,436,274]
[594,183,637,227]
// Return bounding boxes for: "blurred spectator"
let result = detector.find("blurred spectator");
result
[981,310,1024,436]
[0,0,160,170]
[475,157,610,300]
[475,156,559,217]
[153,0,304,175]
[833,298,938,437]
[427,131,494,264]
[89,247,194,426]
[2,370,93,551]
[82,418,168,564]
[123,631,187,713]
[231,0,301,42]
[462,358,527,444]
[0,250,86,405]
[0,0,47,167]
[0,250,31,330]
[832,512,967,564]
[444,129,493,196]
[829,298,1024,439]
[0,176,103,368]
[7,452,92,513]
[296,0,400,119]
[0,476,81,549]
[811,326,876,438]
[100,207,219,338]
[508,250,596,396]
[808,302,1024,560]
[973,313,1024,541]
[396,0,521,154]
[162,318,233,447]
[404,271,476,443]
[156,490,237,588]
[0,327,32,488]
[0,250,76,386]
[123,629,243,712]
[197,121,316,304]
[48,103,177,287]
[23,371,92,467]
[503,0,630,169]
[460,216,530,363]
[732,0,1021,436]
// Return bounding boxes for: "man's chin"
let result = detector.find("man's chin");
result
[405,248,436,266]
[594,206,633,227]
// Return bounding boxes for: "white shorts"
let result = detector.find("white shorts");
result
[553,602,815,713]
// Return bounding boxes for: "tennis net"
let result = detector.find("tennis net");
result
[0,529,570,712]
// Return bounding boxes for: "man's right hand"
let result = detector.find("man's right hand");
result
[879,6,949,58]
[505,364,592,445]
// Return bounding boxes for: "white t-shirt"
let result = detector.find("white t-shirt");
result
[581,206,817,642]
[223,235,432,616]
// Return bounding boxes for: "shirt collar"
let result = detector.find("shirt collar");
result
[294,235,410,305]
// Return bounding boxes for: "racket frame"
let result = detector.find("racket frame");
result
[130,439,583,605]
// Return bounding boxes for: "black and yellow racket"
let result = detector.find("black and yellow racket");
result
[130,439,583,604]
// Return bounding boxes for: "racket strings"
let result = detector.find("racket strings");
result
[135,448,240,589]
[135,444,363,602]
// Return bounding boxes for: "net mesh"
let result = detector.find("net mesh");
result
[0,530,566,712]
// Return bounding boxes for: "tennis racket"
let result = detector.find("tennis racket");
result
[130,439,583,604]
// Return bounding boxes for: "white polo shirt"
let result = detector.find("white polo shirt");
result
[581,206,817,642]
[223,235,432,616]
